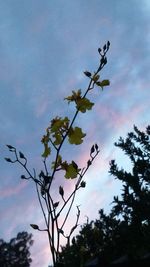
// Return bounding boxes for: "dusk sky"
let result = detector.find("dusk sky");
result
[0,1,150,266]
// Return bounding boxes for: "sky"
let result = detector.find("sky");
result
[0,0,150,266]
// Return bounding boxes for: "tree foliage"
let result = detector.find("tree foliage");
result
[5,42,110,267]
[0,232,33,267]
[58,125,150,266]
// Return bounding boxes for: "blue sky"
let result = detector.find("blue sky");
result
[0,0,150,266]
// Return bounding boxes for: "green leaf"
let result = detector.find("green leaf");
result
[61,161,80,179]
[100,79,110,87]
[50,117,69,132]
[65,90,82,104]
[76,98,94,113]
[51,155,62,169]
[53,132,62,146]
[96,79,110,89]
[64,163,79,179]
[68,127,86,145]
[42,144,51,158]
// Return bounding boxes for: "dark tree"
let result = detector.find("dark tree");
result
[0,232,33,267]
[57,125,150,266]
[110,125,150,259]
[58,210,121,266]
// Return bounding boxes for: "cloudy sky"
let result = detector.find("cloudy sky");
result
[0,0,150,266]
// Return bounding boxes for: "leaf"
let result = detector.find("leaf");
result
[92,74,100,82]
[6,145,15,151]
[42,144,51,158]
[50,117,63,132]
[80,181,86,188]
[50,117,69,144]
[41,186,46,196]
[30,224,39,230]
[54,202,59,208]
[5,158,13,163]
[95,143,99,151]
[96,79,110,89]
[76,98,94,113]
[90,145,95,156]
[68,127,86,145]
[72,160,78,170]
[39,170,45,179]
[53,132,62,146]
[51,154,62,169]
[19,151,26,159]
[98,47,101,54]
[100,79,110,87]
[21,175,26,179]
[65,90,82,104]
[64,163,78,179]
[87,160,92,167]
[107,40,110,49]
[103,44,107,51]
[59,186,64,198]
[101,56,107,65]
[61,161,80,179]
[84,71,92,77]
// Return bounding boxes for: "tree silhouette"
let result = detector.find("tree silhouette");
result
[0,232,33,267]
[110,125,150,259]
[5,42,110,267]
[58,125,150,266]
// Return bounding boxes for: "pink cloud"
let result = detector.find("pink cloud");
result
[95,101,145,132]
[0,181,27,199]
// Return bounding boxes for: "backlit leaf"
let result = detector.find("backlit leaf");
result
[76,98,94,113]
[96,79,110,89]
[65,90,82,104]
[42,144,51,158]
[51,154,62,169]
[64,162,79,179]
[68,127,86,145]
[100,79,110,87]
[53,132,62,146]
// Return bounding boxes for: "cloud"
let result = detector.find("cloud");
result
[0,181,27,199]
